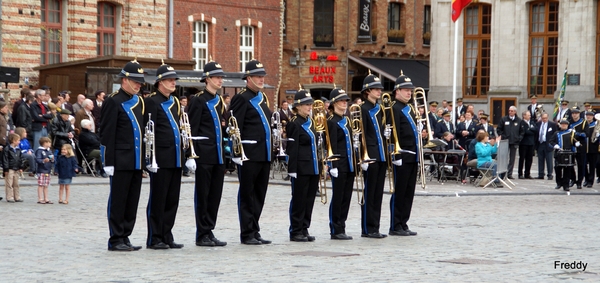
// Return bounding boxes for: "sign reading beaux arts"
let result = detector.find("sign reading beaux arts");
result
[358,0,372,42]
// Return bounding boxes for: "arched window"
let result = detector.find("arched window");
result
[41,0,62,64]
[97,2,116,56]
[240,25,254,72]
[193,21,208,71]
[528,1,559,97]
[463,4,491,97]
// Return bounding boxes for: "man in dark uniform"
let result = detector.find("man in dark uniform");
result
[187,60,228,247]
[527,94,539,122]
[555,100,571,123]
[359,72,387,239]
[388,73,419,236]
[475,113,495,138]
[100,58,146,252]
[143,62,186,250]
[550,119,576,191]
[229,59,273,245]
[326,87,354,240]
[434,111,454,139]
[455,111,477,149]
[427,101,439,130]
[568,107,588,189]
[496,106,523,179]
[455,97,466,120]
[584,111,598,188]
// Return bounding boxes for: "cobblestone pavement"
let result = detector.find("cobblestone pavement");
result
[1,171,598,282]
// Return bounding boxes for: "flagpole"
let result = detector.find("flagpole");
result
[452,20,458,127]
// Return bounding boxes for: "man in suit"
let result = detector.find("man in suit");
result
[555,100,571,123]
[584,111,598,188]
[427,101,439,130]
[518,110,537,179]
[100,58,146,252]
[187,60,228,247]
[229,59,273,245]
[527,95,539,122]
[434,111,454,139]
[144,62,187,250]
[455,111,477,149]
[535,112,556,180]
[496,106,524,179]
[92,90,105,132]
[455,97,466,120]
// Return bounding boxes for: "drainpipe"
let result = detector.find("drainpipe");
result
[168,0,174,58]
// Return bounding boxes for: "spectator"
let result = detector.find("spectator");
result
[12,88,31,123]
[496,105,524,179]
[3,133,24,203]
[35,137,54,204]
[51,109,74,156]
[179,95,188,113]
[92,90,105,132]
[75,99,96,133]
[72,94,85,114]
[30,89,53,150]
[78,119,105,177]
[16,94,34,137]
[15,127,36,177]
[60,91,73,113]
[0,100,13,147]
[475,131,502,187]
[55,144,79,205]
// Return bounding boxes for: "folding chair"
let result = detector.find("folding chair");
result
[421,149,438,182]
[439,149,466,183]
[474,162,495,187]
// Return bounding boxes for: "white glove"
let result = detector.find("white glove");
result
[392,159,402,166]
[596,132,600,138]
[185,159,196,171]
[104,166,114,176]
[553,144,560,150]
[289,173,297,178]
[575,141,581,147]
[232,157,243,166]
[384,127,391,139]
[360,163,369,171]
[330,168,339,178]
[146,165,158,173]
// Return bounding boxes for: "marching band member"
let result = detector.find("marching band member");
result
[286,89,319,242]
[144,62,185,250]
[229,59,273,245]
[187,60,228,247]
[100,59,145,252]
[584,102,595,114]
[326,87,354,240]
[388,73,418,236]
[551,119,576,191]
[359,73,387,239]
[568,108,588,189]
[584,111,598,188]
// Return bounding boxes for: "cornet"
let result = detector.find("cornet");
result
[180,112,198,159]
[228,110,249,163]
[349,104,375,205]
[144,113,159,171]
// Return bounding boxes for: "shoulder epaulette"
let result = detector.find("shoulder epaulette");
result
[108,91,118,98]
[327,115,333,121]
[290,115,297,122]
[148,92,157,97]
[195,90,204,97]
[238,88,246,95]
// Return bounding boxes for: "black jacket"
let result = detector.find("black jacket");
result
[16,103,32,133]
[455,119,477,149]
[497,116,524,145]
[360,99,386,162]
[144,91,183,169]
[327,113,354,172]
[434,119,455,139]
[99,89,145,170]
[286,114,319,175]
[535,120,557,151]
[30,101,53,132]
[2,146,23,171]
[391,99,419,164]
[228,88,273,162]
[187,89,225,165]
[475,122,495,138]
[519,120,537,146]
[78,128,100,157]
[51,117,74,150]
[587,120,599,154]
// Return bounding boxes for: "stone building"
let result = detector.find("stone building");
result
[430,0,600,124]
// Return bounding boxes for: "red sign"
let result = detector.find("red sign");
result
[310,66,336,83]
[309,52,339,61]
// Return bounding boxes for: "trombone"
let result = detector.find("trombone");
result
[381,93,401,193]
[180,112,199,159]
[227,110,249,163]
[271,110,287,157]
[144,113,159,171]
[349,104,375,205]
[313,100,340,204]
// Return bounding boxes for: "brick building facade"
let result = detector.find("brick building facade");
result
[282,0,431,104]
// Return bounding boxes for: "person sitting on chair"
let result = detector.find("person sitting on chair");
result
[475,131,502,187]
[78,119,106,177]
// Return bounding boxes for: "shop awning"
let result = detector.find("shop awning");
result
[144,70,274,89]
[348,55,429,89]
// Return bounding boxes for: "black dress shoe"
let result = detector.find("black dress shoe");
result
[563,187,570,191]
[290,234,308,242]
[507,176,514,180]
[405,229,418,236]
[147,242,170,249]
[583,181,589,187]
[518,175,524,179]
[361,232,387,238]
[196,236,216,247]
[525,176,534,179]
[555,185,561,190]
[536,176,545,179]
[125,243,142,251]
[255,236,272,245]
[586,183,593,188]
[389,230,411,236]
[241,238,262,245]
[569,180,575,187]
[331,233,353,240]
[108,243,133,252]
[167,242,184,249]
[577,185,582,189]
[548,176,553,180]
[305,235,316,242]
[211,238,227,247]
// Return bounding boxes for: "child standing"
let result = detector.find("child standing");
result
[35,137,54,204]
[3,133,24,202]
[56,144,78,204]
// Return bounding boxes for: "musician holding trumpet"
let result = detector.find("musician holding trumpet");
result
[142,62,187,250]
[186,60,228,247]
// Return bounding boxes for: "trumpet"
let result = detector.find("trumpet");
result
[381,93,401,193]
[592,113,600,143]
[144,113,159,171]
[271,110,287,157]
[180,112,198,159]
[313,100,340,204]
[349,104,375,205]
[227,110,249,163]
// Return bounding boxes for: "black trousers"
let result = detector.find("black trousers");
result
[329,172,355,235]
[237,161,270,242]
[107,170,142,248]
[507,144,518,177]
[289,174,319,236]
[537,143,554,178]
[361,161,386,235]
[570,152,586,185]
[194,163,225,241]
[146,167,182,246]
[587,152,598,184]
[555,164,572,189]
[390,162,417,232]
[518,144,534,177]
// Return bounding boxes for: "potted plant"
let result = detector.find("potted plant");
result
[388,29,405,43]
[423,31,431,45]
[371,29,378,42]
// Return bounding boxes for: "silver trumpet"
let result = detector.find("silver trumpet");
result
[144,113,159,171]
[228,110,249,162]
[180,112,199,158]
[271,110,287,157]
